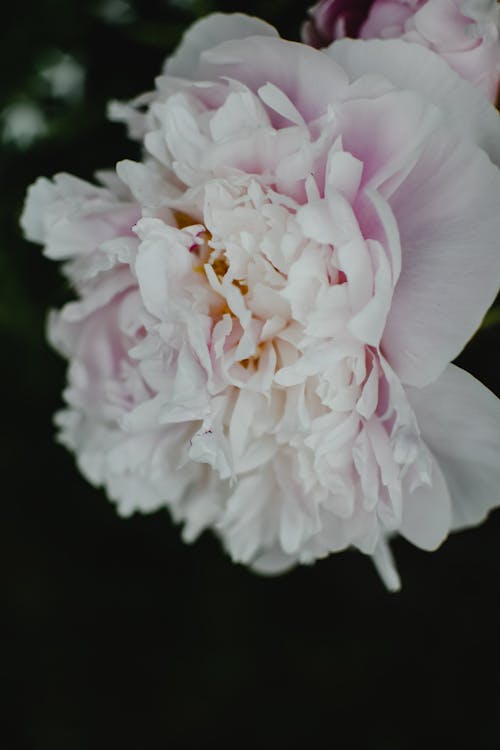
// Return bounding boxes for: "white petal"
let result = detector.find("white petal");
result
[407,364,500,531]
[251,548,297,575]
[372,537,401,592]
[258,82,306,126]
[325,148,364,204]
[400,454,452,551]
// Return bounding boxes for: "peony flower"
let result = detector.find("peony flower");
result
[302,0,500,102]
[22,13,500,589]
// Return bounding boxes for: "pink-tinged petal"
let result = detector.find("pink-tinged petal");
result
[107,91,157,142]
[360,1,414,38]
[201,126,306,182]
[57,267,134,322]
[337,236,374,318]
[412,0,474,51]
[164,13,279,78]
[354,187,401,282]
[326,38,500,165]
[116,159,181,208]
[407,364,500,531]
[297,196,354,246]
[200,36,349,124]
[382,128,500,386]
[442,40,500,102]
[325,148,364,203]
[336,89,442,194]
[21,173,139,260]
[21,174,107,243]
[133,218,196,319]
[348,238,393,346]
[209,82,270,143]
[400,453,452,550]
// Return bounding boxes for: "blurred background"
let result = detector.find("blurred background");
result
[2,1,500,747]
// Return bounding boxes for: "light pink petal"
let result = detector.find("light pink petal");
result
[202,125,305,180]
[382,128,500,386]
[164,13,279,78]
[412,0,474,51]
[400,453,452,551]
[134,218,195,319]
[360,0,415,38]
[407,364,500,531]
[336,89,442,195]
[325,148,364,203]
[200,36,349,124]
[354,187,401,282]
[442,40,500,102]
[348,238,393,346]
[326,38,500,165]
[116,159,181,208]
[21,173,139,260]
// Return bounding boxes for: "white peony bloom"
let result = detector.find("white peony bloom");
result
[22,14,500,589]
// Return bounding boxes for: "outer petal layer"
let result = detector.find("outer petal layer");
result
[165,13,279,78]
[383,127,500,386]
[407,364,500,531]
[327,38,500,165]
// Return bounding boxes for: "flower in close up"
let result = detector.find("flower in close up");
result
[302,0,500,102]
[22,14,500,588]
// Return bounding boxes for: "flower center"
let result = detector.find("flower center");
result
[174,210,248,295]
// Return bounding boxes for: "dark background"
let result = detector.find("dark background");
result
[2,1,500,747]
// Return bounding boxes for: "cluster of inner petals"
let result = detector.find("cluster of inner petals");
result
[30,89,435,571]
[173,208,279,373]
[158,183,430,559]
